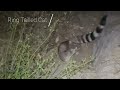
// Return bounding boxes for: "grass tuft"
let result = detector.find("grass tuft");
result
[0,17,93,79]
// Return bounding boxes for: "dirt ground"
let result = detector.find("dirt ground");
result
[0,11,105,48]
[0,11,105,60]
[71,12,120,79]
[2,11,120,79]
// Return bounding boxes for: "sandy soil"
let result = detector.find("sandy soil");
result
[1,11,120,79]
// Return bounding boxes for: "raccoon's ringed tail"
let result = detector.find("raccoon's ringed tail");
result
[58,15,107,61]
[78,15,107,44]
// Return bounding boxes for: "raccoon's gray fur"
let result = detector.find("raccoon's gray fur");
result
[58,15,107,62]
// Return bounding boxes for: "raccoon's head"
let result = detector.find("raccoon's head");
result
[58,40,77,62]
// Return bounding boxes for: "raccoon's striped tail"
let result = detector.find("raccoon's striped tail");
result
[77,15,107,44]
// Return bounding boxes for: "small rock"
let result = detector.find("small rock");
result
[79,26,84,29]
[55,36,59,43]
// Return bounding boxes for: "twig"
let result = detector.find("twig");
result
[48,14,54,27]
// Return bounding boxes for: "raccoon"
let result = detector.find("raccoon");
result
[58,15,107,62]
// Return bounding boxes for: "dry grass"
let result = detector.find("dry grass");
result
[0,12,93,79]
